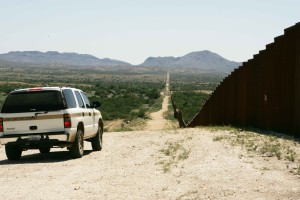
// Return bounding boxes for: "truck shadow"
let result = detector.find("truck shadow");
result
[0,150,93,165]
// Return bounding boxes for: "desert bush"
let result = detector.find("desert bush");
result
[170,91,210,123]
[89,81,164,120]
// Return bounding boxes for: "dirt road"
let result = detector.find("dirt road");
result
[145,94,170,131]
[0,128,299,200]
[145,73,173,131]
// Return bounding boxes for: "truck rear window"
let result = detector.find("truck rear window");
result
[1,91,65,113]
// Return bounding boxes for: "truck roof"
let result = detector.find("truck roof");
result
[11,87,81,94]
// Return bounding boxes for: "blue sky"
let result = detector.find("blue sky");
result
[0,0,299,64]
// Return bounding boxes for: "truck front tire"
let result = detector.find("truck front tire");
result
[91,125,103,151]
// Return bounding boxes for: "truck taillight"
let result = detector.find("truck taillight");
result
[28,88,43,92]
[63,114,71,128]
[0,118,3,132]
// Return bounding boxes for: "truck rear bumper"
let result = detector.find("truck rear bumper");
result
[0,132,71,145]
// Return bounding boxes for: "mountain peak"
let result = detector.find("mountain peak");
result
[140,50,240,73]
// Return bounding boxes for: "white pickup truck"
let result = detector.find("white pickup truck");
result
[0,87,103,160]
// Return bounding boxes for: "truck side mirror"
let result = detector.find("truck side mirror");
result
[92,101,101,108]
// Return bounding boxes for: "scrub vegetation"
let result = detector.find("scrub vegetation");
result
[0,67,165,122]
[0,70,225,128]
[168,73,225,123]
[90,81,163,121]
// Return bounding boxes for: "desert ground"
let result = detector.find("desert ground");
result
[0,128,299,200]
[0,79,299,200]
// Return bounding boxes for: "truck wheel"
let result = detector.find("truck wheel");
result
[39,147,51,154]
[5,144,22,161]
[69,129,84,158]
[91,125,103,151]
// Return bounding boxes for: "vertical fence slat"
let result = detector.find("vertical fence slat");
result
[293,23,300,137]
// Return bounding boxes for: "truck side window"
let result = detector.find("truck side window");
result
[62,89,77,108]
[80,92,91,108]
[75,91,85,108]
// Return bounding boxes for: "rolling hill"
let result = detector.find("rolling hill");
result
[0,51,131,68]
[140,50,241,73]
[0,50,240,73]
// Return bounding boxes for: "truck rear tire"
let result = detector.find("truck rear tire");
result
[69,129,84,158]
[5,144,22,160]
[91,125,103,151]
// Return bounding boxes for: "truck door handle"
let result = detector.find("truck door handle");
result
[82,112,84,117]
[89,113,91,116]
[30,126,37,130]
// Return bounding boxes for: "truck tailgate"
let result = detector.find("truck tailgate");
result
[2,111,64,135]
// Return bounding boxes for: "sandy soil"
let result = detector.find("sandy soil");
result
[0,128,299,200]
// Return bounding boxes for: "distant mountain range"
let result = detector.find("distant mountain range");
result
[0,51,130,67]
[140,50,241,73]
[0,50,241,73]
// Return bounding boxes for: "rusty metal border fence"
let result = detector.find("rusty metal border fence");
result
[187,23,300,138]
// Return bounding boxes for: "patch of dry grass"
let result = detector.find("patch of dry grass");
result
[211,127,300,175]
[158,139,191,173]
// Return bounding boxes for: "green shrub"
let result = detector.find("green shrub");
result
[171,91,210,123]
[90,81,164,120]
